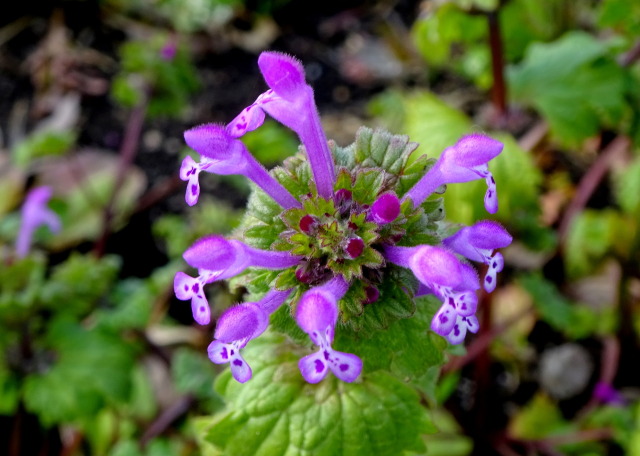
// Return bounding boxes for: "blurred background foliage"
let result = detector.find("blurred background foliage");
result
[1,0,639,455]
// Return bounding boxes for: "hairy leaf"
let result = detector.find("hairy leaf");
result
[200,335,434,456]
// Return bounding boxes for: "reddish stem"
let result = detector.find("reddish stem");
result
[488,10,507,121]
[557,135,630,244]
[94,90,149,257]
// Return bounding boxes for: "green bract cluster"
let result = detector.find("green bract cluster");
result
[235,127,445,334]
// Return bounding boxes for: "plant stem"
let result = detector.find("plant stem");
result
[488,9,507,121]
[94,88,149,257]
[557,135,630,244]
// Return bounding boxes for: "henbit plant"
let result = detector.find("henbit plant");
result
[175,51,511,455]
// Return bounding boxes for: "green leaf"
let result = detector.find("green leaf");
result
[564,209,621,278]
[598,0,640,38]
[614,157,640,215]
[0,365,20,415]
[41,253,121,317]
[0,255,46,324]
[518,273,600,339]
[509,394,571,440]
[23,319,137,425]
[399,90,551,250]
[508,31,627,145]
[12,130,76,168]
[337,294,446,387]
[200,335,433,456]
[172,348,221,404]
[97,263,177,331]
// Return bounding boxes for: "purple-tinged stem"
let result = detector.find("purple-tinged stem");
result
[95,87,149,257]
[487,10,507,121]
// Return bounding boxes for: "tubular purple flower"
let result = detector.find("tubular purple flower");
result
[183,124,300,209]
[174,236,301,324]
[369,192,400,224]
[295,276,362,383]
[16,186,61,258]
[384,244,481,344]
[384,245,465,289]
[443,220,512,292]
[225,52,335,199]
[402,134,503,213]
[208,289,293,383]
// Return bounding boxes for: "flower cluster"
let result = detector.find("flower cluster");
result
[175,51,511,384]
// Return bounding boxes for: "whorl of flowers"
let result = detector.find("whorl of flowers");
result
[175,51,511,384]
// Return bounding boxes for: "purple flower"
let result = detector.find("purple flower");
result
[177,51,512,381]
[443,220,512,292]
[593,381,626,406]
[368,192,400,224]
[295,276,363,383]
[160,39,177,61]
[208,289,292,383]
[174,235,301,324]
[384,244,482,343]
[403,134,503,213]
[225,52,336,199]
[182,124,300,209]
[15,186,61,258]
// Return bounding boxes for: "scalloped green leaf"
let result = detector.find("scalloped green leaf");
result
[336,292,447,385]
[508,31,626,145]
[200,335,433,456]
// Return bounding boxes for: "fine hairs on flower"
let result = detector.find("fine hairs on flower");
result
[175,51,511,384]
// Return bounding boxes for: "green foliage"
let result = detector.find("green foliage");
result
[172,347,223,409]
[380,89,552,250]
[565,209,633,279]
[518,273,610,338]
[614,157,640,216]
[508,31,627,146]
[112,36,199,117]
[200,335,434,456]
[106,0,242,32]
[336,294,446,388]
[43,152,146,248]
[509,394,572,439]
[12,130,76,168]
[97,262,178,331]
[412,3,491,89]
[40,253,120,317]
[598,0,640,39]
[22,319,138,425]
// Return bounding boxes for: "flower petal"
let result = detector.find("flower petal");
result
[328,350,363,383]
[174,272,197,300]
[370,192,400,224]
[183,235,242,271]
[215,303,269,342]
[431,304,457,336]
[191,292,211,325]
[258,52,307,101]
[184,123,231,159]
[446,319,468,345]
[298,351,329,384]
[207,340,232,364]
[454,291,478,317]
[295,289,338,335]
[409,246,463,289]
[229,354,253,383]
